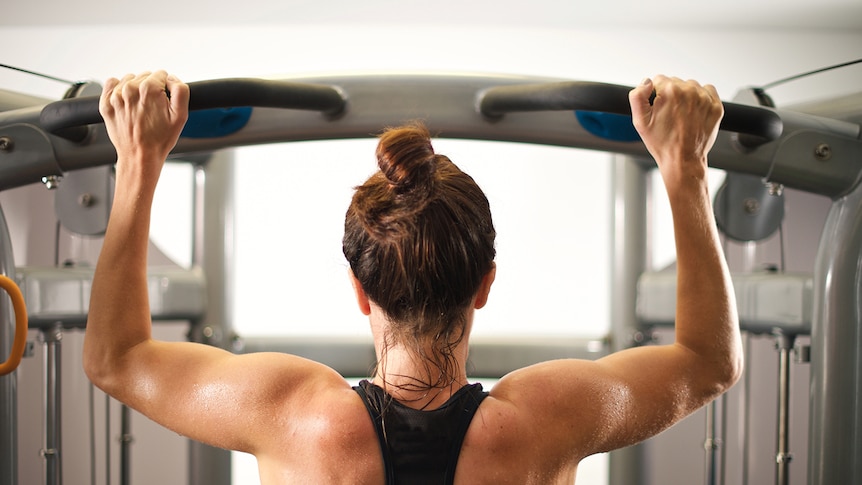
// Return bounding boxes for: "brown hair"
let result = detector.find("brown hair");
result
[343,122,496,390]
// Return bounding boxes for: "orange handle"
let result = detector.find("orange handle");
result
[0,274,27,376]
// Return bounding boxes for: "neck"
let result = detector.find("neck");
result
[369,308,472,410]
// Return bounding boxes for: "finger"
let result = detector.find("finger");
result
[118,71,154,101]
[649,74,674,109]
[165,74,190,120]
[99,76,120,115]
[133,71,152,82]
[111,73,135,97]
[703,83,725,122]
[140,70,169,98]
[119,72,146,102]
[703,83,722,107]
[629,77,655,131]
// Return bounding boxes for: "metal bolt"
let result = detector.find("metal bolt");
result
[814,143,832,161]
[78,193,94,207]
[743,198,760,214]
[776,452,794,464]
[41,175,62,190]
[202,326,214,339]
[766,182,784,197]
[0,136,13,152]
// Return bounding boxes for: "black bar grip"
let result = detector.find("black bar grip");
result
[479,81,783,142]
[39,78,347,140]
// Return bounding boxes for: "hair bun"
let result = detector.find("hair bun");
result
[376,122,437,195]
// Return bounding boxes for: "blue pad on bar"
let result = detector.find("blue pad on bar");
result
[575,111,640,142]
[181,107,253,138]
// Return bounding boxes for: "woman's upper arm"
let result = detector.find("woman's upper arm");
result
[103,340,337,454]
[493,343,716,458]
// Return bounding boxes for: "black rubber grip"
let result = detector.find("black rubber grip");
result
[39,78,347,140]
[479,82,783,141]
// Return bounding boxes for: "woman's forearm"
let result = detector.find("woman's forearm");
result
[83,172,158,389]
[667,178,743,389]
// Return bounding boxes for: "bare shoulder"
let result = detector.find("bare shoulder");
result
[452,361,604,483]
[255,370,385,483]
[472,344,723,464]
[478,360,623,458]
[490,359,610,421]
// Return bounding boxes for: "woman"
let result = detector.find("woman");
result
[84,71,742,484]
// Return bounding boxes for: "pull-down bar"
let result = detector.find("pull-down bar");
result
[0,73,858,197]
[478,81,784,143]
[39,78,347,141]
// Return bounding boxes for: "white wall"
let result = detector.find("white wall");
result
[2,24,860,104]
[2,20,861,485]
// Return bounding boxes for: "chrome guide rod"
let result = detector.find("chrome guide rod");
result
[120,404,132,485]
[705,401,719,485]
[41,324,63,485]
[775,333,795,485]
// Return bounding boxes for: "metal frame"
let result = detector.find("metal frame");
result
[0,73,859,485]
[0,203,18,485]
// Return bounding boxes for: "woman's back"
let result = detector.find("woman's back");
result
[251,371,582,485]
[85,71,742,485]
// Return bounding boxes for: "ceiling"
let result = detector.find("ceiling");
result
[4,0,862,31]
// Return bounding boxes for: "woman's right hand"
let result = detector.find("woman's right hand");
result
[629,75,723,189]
[98,70,189,187]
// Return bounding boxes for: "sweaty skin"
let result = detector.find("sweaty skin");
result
[84,71,742,484]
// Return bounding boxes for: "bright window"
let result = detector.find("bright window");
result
[231,139,612,339]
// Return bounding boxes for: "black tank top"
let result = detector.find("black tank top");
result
[353,380,489,485]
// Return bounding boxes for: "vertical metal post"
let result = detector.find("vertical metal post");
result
[188,152,233,485]
[608,155,649,485]
[808,180,862,485]
[41,324,63,485]
[120,404,132,485]
[0,203,17,485]
[704,401,718,485]
[775,333,795,485]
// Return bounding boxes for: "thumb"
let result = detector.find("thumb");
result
[629,77,654,133]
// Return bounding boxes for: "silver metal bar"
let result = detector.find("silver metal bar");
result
[0,202,17,485]
[120,404,131,485]
[16,265,207,329]
[237,336,607,378]
[41,324,63,485]
[705,401,719,485]
[775,333,795,485]
[0,88,51,112]
[192,164,206,273]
